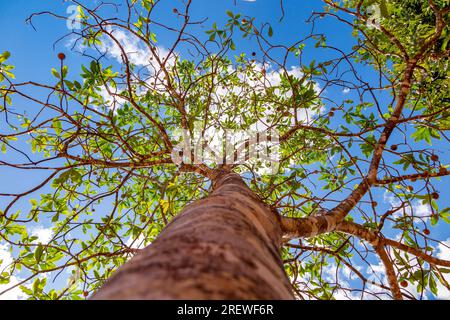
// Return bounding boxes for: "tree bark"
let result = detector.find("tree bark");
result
[92,173,294,299]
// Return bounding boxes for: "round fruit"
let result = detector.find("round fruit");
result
[390,144,398,151]
[251,52,256,56]
[439,167,447,174]
[372,201,378,207]
[57,53,66,60]
[241,19,247,24]
[430,154,439,161]
[172,8,178,13]
[83,291,89,297]
[407,185,414,192]
[423,229,430,235]
[400,280,408,288]
[432,192,439,199]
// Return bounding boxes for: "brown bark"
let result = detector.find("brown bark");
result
[92,173,294,299]
[373,243,403,300]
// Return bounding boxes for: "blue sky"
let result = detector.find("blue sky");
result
[0,0,449,300]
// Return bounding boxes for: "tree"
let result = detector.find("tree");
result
[0,0,449,300]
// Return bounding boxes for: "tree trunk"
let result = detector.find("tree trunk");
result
[92,173,294,299]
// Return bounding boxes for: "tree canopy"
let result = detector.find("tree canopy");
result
[0,0,449,300]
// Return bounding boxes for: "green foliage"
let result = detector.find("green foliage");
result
[0,0,449,300]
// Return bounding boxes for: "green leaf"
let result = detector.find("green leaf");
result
[52,118,62,135]
[429,274,437,296]
[0,51,11,63]
[20,285,33,296]
[61,66,68,78]
[230,40,236,51]
[150,32,157,43]
[51,68,60,79]
[32,278,40,294]
[34,244,44,262]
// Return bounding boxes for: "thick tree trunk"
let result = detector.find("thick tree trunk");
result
[92,173,294,299]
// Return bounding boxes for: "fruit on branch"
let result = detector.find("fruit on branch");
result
[400,280,408,287]
[423,229,430,235]
[390,144,398,151]
[431,154,439,161]
[57,53,66,60]
[431,192,439,200]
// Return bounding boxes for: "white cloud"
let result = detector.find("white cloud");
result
[210,63,322,130]
[412,201,431,222]
[126,234,147,250]
[321,264,361,300]
[0,243,27,300]
[364,257,396,300]
[97,28,177,110]
[101,30,324,176]
[0,239,49,300]
[342,87,350,94]
[97,86,126,111]
[383,190,431,222]
[383,190,401,207]
[30,226,53,244]
[0,243,13,271]
[435,238,450,299]
[173,62,323,176]
[101,28,175,73]
[437,239,450,260]
[66,267,81,287]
